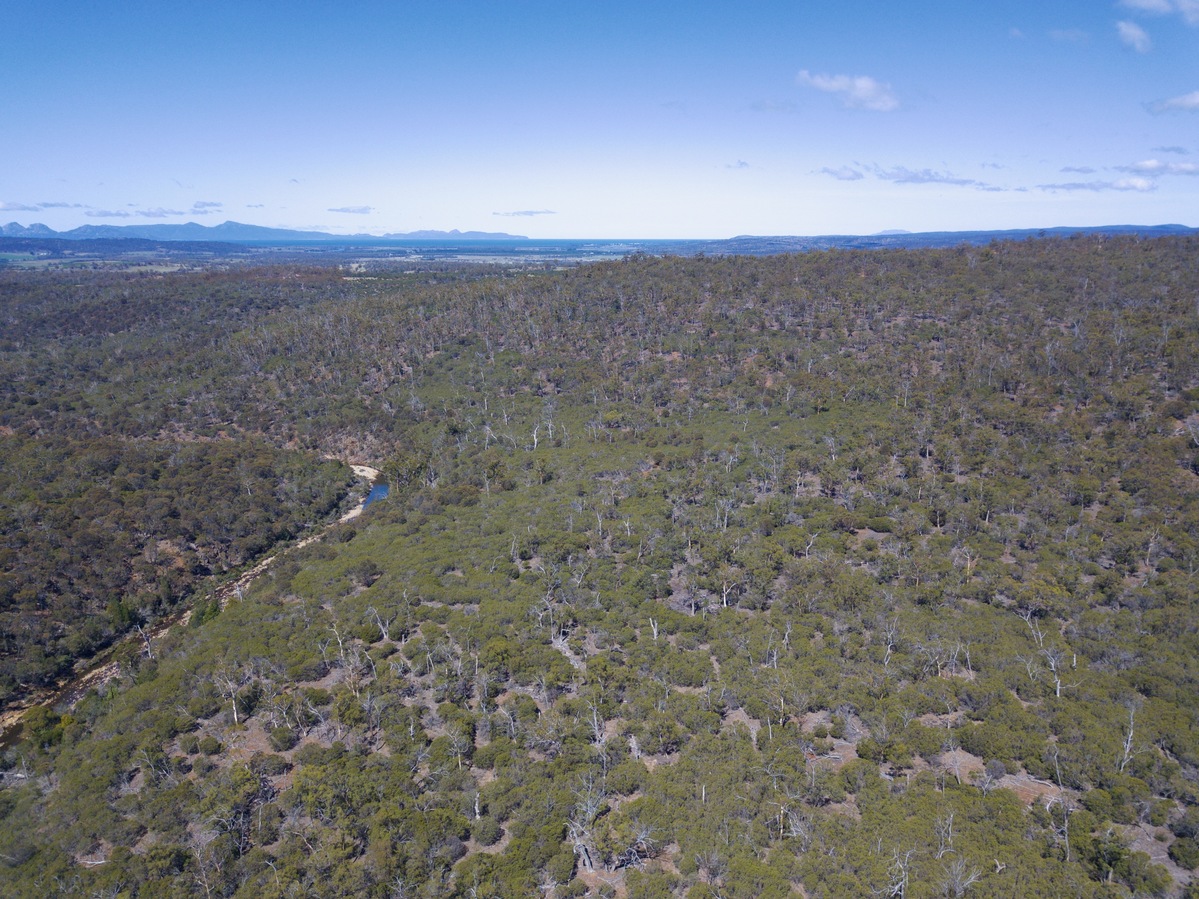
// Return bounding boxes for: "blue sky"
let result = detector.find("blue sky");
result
[3,1,1197,238]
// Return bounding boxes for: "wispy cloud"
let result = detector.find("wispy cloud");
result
[1153,145,1189,154]
[819,166,864,181]
[1037,178,1155,192]
[493,209,556,217]
[1120,0,1173,13]
[1061,165,1097,173]
[1173,0,1198,24]
[84,206,192,219]
[1119,0,1199,26]
[726,160,750,170]
[2,200,86,211]
[1117,20,1153,50]
[817,163,996,188]
[1116,158,1199,174]
[797,70,898,111]
[1049,28,1089,42]
[246,203,265,208]
[1148,89,1199,112]
[871,165,984,187]
[328,206,373,214]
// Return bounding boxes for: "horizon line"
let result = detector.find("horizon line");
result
[3,220,1197,243]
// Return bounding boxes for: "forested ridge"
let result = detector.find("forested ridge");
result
[2,235,1199,897]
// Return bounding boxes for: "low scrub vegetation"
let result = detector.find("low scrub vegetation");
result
[2,236,1198,897]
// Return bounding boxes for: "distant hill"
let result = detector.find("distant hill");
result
[1,222,58,238]
[1,220,1193,250]
[0,221,530,242]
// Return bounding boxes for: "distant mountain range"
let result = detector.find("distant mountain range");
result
[0,221,529,241]
[1,220,1194,252]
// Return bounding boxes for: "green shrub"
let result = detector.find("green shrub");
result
[472,816,503,847]
[198,735,222,755]
[1170,838,1199,871]
[268,726,298,751]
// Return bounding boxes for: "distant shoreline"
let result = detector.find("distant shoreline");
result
[4,220,1196,247]
[2,225,1196,271]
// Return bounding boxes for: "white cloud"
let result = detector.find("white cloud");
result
[819,163,997,187]
[726,160,750,170]
[819,166,864,181]
[84,207,192,219]
[1061,165,1097,173]
[1117,20,1153,51]
[871,165,984,186]
[1120,0,1199,25]
[328,206,373,214]
[797,70,898,111]
[1037,178,1155,191]
[1120,0,1173,13]
[493,209,556,217]
[1,201,41,212]
[1117,158,1199,174]
[1148,89,1199,112]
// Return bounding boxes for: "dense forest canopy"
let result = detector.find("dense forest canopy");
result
[1,235,1198,897]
